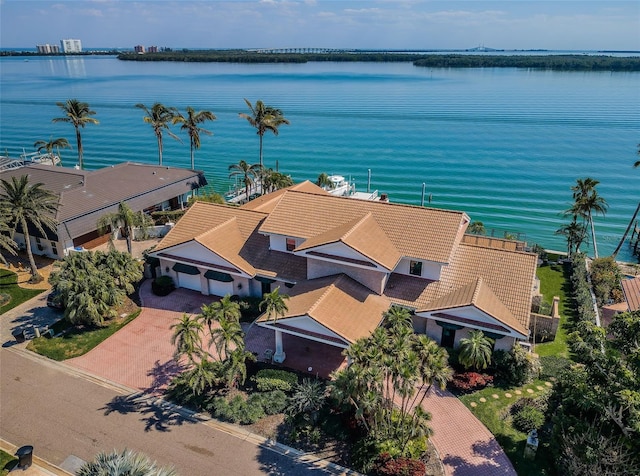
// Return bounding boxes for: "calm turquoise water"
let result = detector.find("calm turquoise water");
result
[1,56,638,260]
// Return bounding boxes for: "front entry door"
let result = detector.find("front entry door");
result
[441,327,456,348]
[261,281,271,296]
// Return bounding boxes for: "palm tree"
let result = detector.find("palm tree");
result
[239,99,290,168]
[316,173,333,189]
[566,178,608,258]
[102,249,144,294]
[555,219,588,257]
[77,449,177,476]
[467,221,486,235]
[97,202,153,255]
[170,314,203,362]
[0,175,58,281]
[33,137,71,165]
[259,286,290,324]
[0,214,18,266]
[228,160,262,201]
[172,106,216,170]
[52,99,98,170]
[383,306,413,331]
[458,330,494,370]
[263,170,293,193]
[135,102,180,165]
[200,295,244,360]
[220,348,255,388]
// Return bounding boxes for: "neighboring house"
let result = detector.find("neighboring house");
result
[1,162,206,258]
[151,182,538,364]
[601,275,640,327]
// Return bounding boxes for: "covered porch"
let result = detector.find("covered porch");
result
[243,324,348,379]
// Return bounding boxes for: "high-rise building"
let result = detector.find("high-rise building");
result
[147,46,158,53]
[60,39,82,53]
[36,44,60,54]
[134,45,145,53]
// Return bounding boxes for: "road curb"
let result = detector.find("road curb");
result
[0,438,73,476]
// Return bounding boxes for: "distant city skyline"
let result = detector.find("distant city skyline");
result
[1,0,639,51]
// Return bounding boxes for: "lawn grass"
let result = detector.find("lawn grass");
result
[534,263,574,358]
[459,380,555,476]
[0,449,17,475]
[0,269,43,315]
[27,309,141,360]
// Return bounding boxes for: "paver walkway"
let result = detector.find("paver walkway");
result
[423,387,516,476]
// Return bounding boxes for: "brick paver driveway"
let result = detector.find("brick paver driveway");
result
[67,280,217,393]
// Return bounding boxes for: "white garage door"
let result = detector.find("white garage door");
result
[208,280,234,297]
[177,272,201,291]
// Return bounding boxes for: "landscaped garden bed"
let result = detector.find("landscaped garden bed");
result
[0,268,43,314]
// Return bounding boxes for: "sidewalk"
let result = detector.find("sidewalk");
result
[0,438,72,476]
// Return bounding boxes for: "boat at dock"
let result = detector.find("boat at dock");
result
[321,174,385,201]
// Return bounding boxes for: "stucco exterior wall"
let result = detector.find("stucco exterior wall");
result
[307,259,387,294]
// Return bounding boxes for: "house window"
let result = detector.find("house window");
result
[441,327,456,348]
[51,241,58,256]
[286,238,296,252]
[409,260,422,276]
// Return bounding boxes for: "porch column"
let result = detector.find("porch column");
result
[273,330,286,363]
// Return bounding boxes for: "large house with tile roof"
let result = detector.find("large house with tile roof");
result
[1,162,206,258]
[151,182,538,363]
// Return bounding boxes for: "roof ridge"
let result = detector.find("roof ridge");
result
[193,200,269,217]
[307,278,340,317]
[471,276,483,304]
[285,189,467,216]
[195,216,237,241]
[340,212,373,241]
[459,242,538,257]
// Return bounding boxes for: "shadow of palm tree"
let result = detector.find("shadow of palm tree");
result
[100,392,203,433]
[441,439,516,475]
[145,359,184,395]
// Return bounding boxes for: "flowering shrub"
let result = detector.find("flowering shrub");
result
[372,453,426,476]
[450,371,494,393]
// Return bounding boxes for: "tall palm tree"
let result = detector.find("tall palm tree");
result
[0,213,18,266]
[239,99,290,168]
[172,106,216,170]
[0,175,58,281]
[33,137,71,166]
[170,314,204,363]
[458,330,494,370]
[259,286,290,324]
[228,160,262,201]
[263,170,293,193]
[97,201,153,255]
[135,102,180,165]
[567,178,608,258]
[52,99,98,170]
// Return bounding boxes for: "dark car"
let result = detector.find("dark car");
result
[46,291,64,310]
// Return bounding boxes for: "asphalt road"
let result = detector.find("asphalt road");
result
[0,348,340,476]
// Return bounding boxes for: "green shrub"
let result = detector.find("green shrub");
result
[249,390,288,415]
[253,369,298,392]
[151,275,175,296]
[539,355,571,380]
[237,296,263,321]
[512,406,545,433]
[211,395,265,424]
[493,345,540,386]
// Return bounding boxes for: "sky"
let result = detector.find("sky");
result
[1,0,639,51]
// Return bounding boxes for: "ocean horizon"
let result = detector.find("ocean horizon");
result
[1,56,638,261]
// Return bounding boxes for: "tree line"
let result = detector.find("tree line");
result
[117,50,640,71]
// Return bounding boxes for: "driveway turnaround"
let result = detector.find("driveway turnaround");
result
[66,281,217,393]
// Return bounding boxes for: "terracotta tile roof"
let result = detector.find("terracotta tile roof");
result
[195,217,256,275]
[240,181,328,213]
[622,276,640,312]
[258,274,390,343]
[260,190,468,264]
[419,277,528,336]
[385,243,537,331]
[155,201,307,282]
[295,212,401,270]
